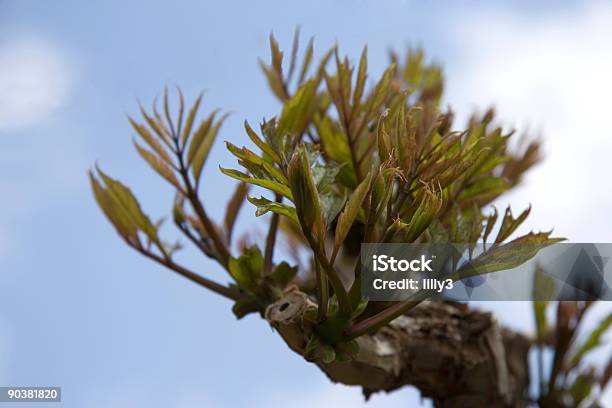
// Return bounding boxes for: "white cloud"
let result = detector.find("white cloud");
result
[446,1,612,242]
[0,37,70,132]
[0,35,80,264]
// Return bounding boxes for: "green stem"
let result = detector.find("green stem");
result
[315,260,329,321]
[305,232,352,318]
[263,194,282,275]
[173,138,231,267]
[344,291,429,339]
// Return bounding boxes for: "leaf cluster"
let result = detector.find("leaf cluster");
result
[91,32,565,365]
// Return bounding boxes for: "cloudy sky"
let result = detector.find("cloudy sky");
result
[0,1,610,407]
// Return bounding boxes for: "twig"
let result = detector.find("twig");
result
[132,243,241,301]
[263,194,282,275]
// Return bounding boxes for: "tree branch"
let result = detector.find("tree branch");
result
[131,243,241,301]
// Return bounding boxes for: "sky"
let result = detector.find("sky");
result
[0,1,611,407]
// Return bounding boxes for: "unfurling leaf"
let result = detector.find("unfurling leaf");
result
[228,246,264,290]
[332,171,372,262]
[247,196,298,223]
[287,146,326,247]
[397,183,443,242]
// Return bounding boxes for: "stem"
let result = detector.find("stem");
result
[304,232,352,318]
[263,194,282,275]
[133,244,241,301]
[173,138,231,267]
[315,260,329,321]
[345,291,430,339]
[175,221,220,262]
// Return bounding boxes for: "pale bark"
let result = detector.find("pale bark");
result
[265,291,531,407]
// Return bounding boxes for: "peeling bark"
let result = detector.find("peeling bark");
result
[266,291,531,407]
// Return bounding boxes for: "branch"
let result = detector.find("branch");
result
[266,295,531,407]
[345,291,429,339]
[172,137,231,267]
[132,243,241,301]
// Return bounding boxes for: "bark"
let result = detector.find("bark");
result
[265,290,531,407]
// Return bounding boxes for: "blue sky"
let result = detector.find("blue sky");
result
[0,1,611,407]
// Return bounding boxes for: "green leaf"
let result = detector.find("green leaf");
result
[364,63,395,121]
[139,104,172,144]
[495,205,531,243]
[277,79,318,136]
[220,167,293,200]
[532,266,554,342]
[482,208,498,244]
[269,33,283,75]
[133,141,181,190]
[319,343,336,364]
[225,141,287,184]
[569,372,597,406]
[188,111,228,183]
[181,93,203,145]
[458,176,509,203]
[319,190,347,226]
[287,146,326,245]
[298,37,314,85]
[270,261,299,287]
[351,298,368,319]
[402,186,443,242]
[89,171,139,240]
[259,61,286,101]
[247,196,298,223]
[313,116,351,163]
[244,121,281,164]
[332,171,372,262]
[533,265,556,301]
[95,167,159,245]
[232,296,260,319]
[228,246,264,290]
[352,46,368,106]
[453,233,561,280]
[569,314,612,370]
[128,117,172,163]
[224,183,249,242]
